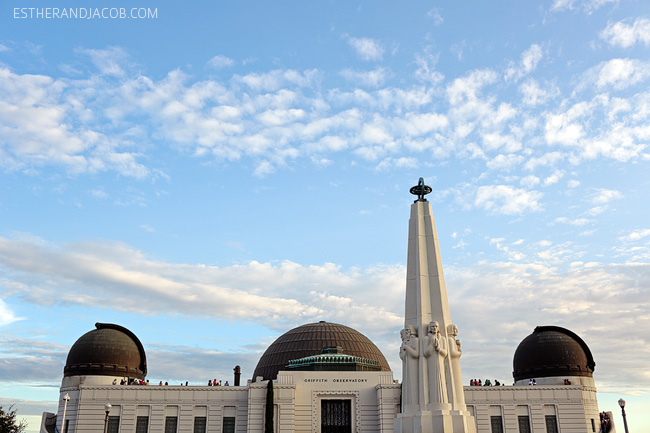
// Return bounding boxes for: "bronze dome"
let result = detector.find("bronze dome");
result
[252,321,391,380]
[64,323,147,379]
[513,325,595,381]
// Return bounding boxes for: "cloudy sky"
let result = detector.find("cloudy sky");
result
[1,0,650,431]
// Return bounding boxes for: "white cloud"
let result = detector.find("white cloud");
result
[0,44,9,52]
[520,175,540,188]
[591,188,622,204]
[413,50,444,84]
[486,153,524,171]
[207,55,234,69]
[235,69,318,91]
[505,44,543,81]
[347,37,384,61]
[543,169,565,186]
[2,46,649,180]
[0,236,405,332]
[0,299,22,326]
[375,157,418,171]
[567,179,580,188]
[474,185,543,215]
[446,69,498,105]
[519,79,554,106]
[339,67,389,87]
[619,229,650,242]
[426,8,444,26]
[555,217,592,226]
[550,0,619,14]
[600,18,650,48]
[78,46,129,76]
[582,58,650,91]
[0,67,150,178]
[524,151,565,170]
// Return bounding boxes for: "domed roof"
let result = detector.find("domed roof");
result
[513,325,595,381]
[64,323,147,379]
[253,321,391,380]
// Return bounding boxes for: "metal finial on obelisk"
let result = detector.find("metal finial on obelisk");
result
[409,177,432,202]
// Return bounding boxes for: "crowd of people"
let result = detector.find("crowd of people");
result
[112,379,150,385]
[469,378,576,386]
[469,379,502,386]
[111,378,232,386]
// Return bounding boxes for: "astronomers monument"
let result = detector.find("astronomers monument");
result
[394,179,476,433]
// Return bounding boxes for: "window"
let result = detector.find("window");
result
[107,416,120,433]
[222,417,235,433]
[193,417,206,433]
[164,417,177,433]
[545,415,559,433]
[518,415,531,433]
[135,416,149,433]
[321,399,352,433]
[591,418,596,432]
[490,416,504,433]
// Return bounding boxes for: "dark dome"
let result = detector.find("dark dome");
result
[253,321,391,380]
[64,323,147,379]
[513,326,595,381]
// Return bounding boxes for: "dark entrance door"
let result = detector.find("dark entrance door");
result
[321,399,351,433]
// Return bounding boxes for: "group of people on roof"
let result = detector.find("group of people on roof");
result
[469,378,501,386]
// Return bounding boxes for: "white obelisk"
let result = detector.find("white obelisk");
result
[394,178,476,433]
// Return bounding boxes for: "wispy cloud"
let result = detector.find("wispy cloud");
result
[339,67,389,87]
[0,299,22,326]
[346,37,384,61]
[207,55,234,69]
[505,44,543,82]
[600,18,650,48]
[550,0,620,14]
[474,185,543,215]
[619,228,650,242]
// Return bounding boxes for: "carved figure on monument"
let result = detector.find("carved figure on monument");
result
[399,325,419,407]
[423,321,448,407]
[446,324,466,407]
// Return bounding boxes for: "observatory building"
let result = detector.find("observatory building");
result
[41,180,613,433]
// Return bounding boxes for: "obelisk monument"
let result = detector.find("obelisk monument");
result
[394,178,476,433]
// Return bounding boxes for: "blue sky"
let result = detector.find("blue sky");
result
[1,0,650,431]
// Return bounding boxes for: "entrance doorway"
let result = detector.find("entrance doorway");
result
[321,399,351,433]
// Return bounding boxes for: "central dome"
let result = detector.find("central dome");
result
[252,321,391,380]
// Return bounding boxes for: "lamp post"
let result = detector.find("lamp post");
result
[61,394,70,433]
[103,403,112,433]
[618,398,629,433]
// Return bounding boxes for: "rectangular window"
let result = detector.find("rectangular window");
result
[135,416,149,433]
[164,416,177,433]
[321,399,352,433]
[193,417,207,433]
[518,415,531,433]
[222,417,235,433]
[545,415,559,433]
[107,416,120,433]
[591,418,596,432]
[490,416,504,433]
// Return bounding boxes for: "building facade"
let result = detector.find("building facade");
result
[41,181,615,433]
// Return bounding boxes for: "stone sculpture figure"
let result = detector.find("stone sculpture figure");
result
[399,325,419,408]
[423,321,448,407]
[446,324,466,408]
